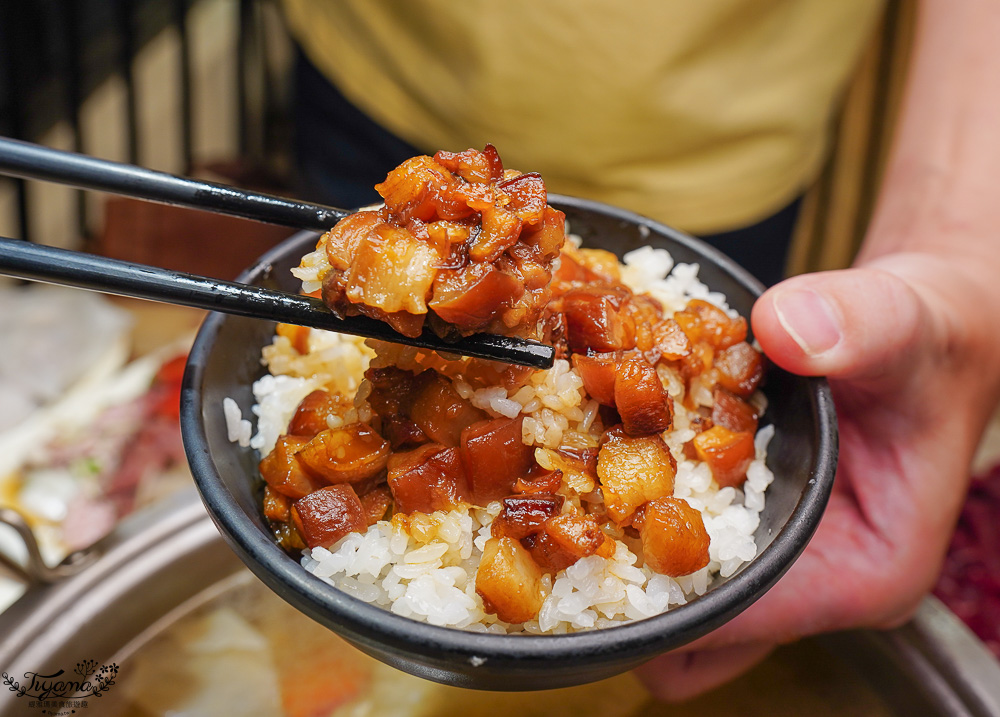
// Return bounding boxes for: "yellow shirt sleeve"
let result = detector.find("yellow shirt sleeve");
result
[281,0,884,234]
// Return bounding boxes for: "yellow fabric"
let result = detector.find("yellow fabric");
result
[282,0,884,234]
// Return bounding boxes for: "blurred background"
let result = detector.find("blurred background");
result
[0,0,918,281]
[0,0,296,280]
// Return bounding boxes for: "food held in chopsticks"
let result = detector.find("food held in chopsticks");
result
[0,138,554,368]
[293,145,565,340]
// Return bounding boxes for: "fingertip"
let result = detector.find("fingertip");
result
[752,269,926,382]
[751,279,833,376]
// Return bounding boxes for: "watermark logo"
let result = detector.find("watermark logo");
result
[3,660,118,715]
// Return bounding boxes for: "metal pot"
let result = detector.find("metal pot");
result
[1,488,999,716]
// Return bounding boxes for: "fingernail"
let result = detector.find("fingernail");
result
[773,289,842,357]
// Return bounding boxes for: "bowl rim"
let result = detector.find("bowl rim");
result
[181,194,837,672]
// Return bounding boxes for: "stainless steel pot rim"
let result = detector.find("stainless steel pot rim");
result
[0,489,215,668]
[0,506,99,585]
[2,487,999,716]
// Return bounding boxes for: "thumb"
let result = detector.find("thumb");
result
[751,267,930,384]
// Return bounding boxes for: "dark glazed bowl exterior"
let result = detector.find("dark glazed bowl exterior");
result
[181,195,838,690]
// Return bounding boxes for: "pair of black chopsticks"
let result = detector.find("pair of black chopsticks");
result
[0,137,554,369]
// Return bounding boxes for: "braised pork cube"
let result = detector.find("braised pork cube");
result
[322,211,384,275]
[571,354,616,406]
[596,427,676,525]
[341,224,439,336]
[365,367,428,449]
[682,411,714,460]
[715,342,764,397]
[259,435,323,499]
[380,415,428,451]
[528,514,615,573]
[614,357,673,436]
[533,446,600,494]
[489,244,563,335]
[263,485,292,522]
[652,318,692,362]
[517,206,566,265]
[551,249,607,289]
[513,467,564,495]
[408,373,488,447]
[434,145,504,184]
[472,203,523,262]
[556,447,600,477]
[272,521,306,551]
[428,263,523,331]
[491,494,564,540]
[296,423,390,485]
[358,484,393,526]
[637,497,710,577]
[459,416,535,504]
[711,388,759,434]
[476,537,545,624]
[365,366,418,416]
[288,389,349,438]
[466,173,549,262]
[674,299,747,350]
[375,155,470,222]
[574,248,623,282]
[276,322,311,354]
[560,287,635,353]
[425,220,473,257]
[388,443,470,514]
[622,295,664,357]
[291,485,367,549]
[498,170,547,224]
[679,341,715,380]
[574,354,672,435]
[692,425,756,488]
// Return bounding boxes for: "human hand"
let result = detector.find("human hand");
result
[636,254,1000,700]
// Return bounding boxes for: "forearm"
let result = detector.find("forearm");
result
[858,0,1000,270]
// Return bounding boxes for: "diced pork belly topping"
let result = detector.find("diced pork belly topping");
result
[259,149,768,625]
[302,145,566,340]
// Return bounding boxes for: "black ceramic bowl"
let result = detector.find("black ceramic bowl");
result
[181,195,838,691]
